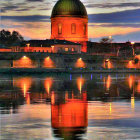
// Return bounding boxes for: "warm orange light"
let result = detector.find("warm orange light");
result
[43,57,55,68]
[103,59,113,69]
[13,77,32,98]
[44,77,53,94]
[109,103,112,114]
[51,46,54,53]
[77,77,85,93]
[131,97,135,109]
[137,81,140,93]
[127,60,136,68]
[128,75,134,89]
[26,92,30,105]
[51,91,55,105]
[131,42,135,45]
[13,56,34,68]
[75,58,86,68]
[107,75,111,90]
[51,93,88,128]
[103,75,112,90]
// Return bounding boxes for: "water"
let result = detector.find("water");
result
[0,73,140,140]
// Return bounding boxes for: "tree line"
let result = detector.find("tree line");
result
[0,30,24,47]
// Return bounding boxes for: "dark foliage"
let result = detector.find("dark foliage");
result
[0,29,24,47]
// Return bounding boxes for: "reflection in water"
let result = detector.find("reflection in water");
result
[13,77,32,98]
[76,77,85,93]
[128,75,134,89]
[0,74,140,140]
[51,91,87,139]
[103,75,112,91]
[44,77,53,94]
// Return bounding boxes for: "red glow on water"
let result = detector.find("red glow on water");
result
[128,75,134,89]
[51,92,88,128]
[76,77,85,93]
[103,75,112,90]
[44,77,53,94]
[13,77,32,98]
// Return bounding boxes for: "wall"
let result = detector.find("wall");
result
[51,17,88,42]
[0,53,139,69]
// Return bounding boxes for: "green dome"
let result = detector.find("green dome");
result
[51,0,88,18]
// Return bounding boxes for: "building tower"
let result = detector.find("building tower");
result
[51,0,88,52]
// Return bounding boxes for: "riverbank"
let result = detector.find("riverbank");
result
[0,68,139,74]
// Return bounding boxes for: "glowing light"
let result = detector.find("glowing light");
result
[131,42,135,45]
[109,103,112,114]
[131,97,135,109]
[106,75,111,90]
[77,77,85,93]
[51,93,88,128]
[128,75,134,89]
[13,56,33,68]
[51,91,55,105]
[51,46,54,53]
[103,75,112,90]
[103,59,113,69]
[127,60,136,69]
[43,57,55,68]
[75,58,86,68]
[44,77,53,94]
[13,77,32,99]
[137,81,140,93]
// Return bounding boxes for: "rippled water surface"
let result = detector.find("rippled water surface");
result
[0,73,140,140]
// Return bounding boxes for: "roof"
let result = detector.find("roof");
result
[24,39,81,47]
[51,0,88,18]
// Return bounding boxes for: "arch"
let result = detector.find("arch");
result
[71,23,76,34]
[58,23,62,34]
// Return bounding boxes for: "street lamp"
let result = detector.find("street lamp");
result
[131,42,135,56]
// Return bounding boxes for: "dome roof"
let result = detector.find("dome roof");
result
[51,0,88,18]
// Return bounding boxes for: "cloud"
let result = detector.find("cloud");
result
[1,15,50,22]
[86,2,140,8]
[89,23,140,28]
[88,9,140,24]
[26,0,44,2]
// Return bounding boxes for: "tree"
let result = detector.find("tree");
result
[100,37,113,44]
[0,29,24,47]
[99,37,113,53]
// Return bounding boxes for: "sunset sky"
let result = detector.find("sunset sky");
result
[1,0,140,42]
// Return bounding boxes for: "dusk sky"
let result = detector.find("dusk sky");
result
[1,0,140,42]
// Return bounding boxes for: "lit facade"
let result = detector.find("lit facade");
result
[51,0,88,52]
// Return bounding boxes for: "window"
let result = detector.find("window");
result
[58,23,62,34]
[84,24,86,35]
[71,23,76,34]
[65,48,69,52]
[72,48,75,52]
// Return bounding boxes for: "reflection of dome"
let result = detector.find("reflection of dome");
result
[51,0,88,18]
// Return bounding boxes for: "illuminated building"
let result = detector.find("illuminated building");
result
[51,0,88,52]
[11,40,81,53]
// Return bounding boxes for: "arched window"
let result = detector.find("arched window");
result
[58,23,62,34]
[71,23,76,34]
[83,24,86,35]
